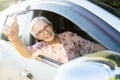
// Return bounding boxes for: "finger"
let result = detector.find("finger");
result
[3,24,13,34]
[13,15,19,30]
[12,21,19,31]
[12,24,18,33]
[3,27,10,35]
[13,14,17,22]
[3,24,10,31]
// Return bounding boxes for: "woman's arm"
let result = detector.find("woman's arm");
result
[93,43,106,52]
[65,31,106,53]
[10,36,33,58]
[3,16,33,58]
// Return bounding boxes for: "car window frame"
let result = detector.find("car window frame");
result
[29,1,120,52]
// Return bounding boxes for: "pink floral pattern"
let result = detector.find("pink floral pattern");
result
[28,31,94,63]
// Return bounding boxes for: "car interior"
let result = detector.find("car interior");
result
[28,10,108,64]
[27,10,102,64]
[30,10,97,45]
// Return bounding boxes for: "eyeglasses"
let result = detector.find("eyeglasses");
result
[35,24,52,38]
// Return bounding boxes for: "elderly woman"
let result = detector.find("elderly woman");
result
[3,16,105,63]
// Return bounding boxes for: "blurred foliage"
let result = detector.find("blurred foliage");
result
[0,0,18,11]
[89,0,120,18]
[99,0,120,10]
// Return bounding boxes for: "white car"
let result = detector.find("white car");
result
[0,0,120,80]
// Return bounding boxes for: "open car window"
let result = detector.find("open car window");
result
[29,10,106,64]
[32,10,97,43]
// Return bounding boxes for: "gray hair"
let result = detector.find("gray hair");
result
[30,16,52,38]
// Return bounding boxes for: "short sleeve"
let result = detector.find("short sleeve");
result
[28,41,45,52]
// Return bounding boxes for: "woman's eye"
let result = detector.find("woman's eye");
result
[46,25,51,30]
[38,31,42,34]
[45,25,49,28]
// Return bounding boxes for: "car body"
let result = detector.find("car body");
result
[0,0,120,80]
[55,50,120,80]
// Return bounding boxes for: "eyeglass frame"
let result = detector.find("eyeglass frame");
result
[35,24,52,38]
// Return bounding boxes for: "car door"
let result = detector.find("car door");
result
[0,9,59,80]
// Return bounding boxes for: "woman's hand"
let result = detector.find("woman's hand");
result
[3,16,19,41]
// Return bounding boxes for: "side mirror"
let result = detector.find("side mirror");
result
[55,50,120,80]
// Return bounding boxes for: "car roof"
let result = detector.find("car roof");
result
[67,0,120,33]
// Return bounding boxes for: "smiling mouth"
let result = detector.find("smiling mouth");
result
[44,36,49,39]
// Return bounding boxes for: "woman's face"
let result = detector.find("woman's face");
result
[33,20,55,42]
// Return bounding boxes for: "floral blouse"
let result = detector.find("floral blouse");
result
[28,31,94,63]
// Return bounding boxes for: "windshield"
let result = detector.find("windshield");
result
[89,0,120,18]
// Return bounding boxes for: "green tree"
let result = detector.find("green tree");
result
[0,0,18,11]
